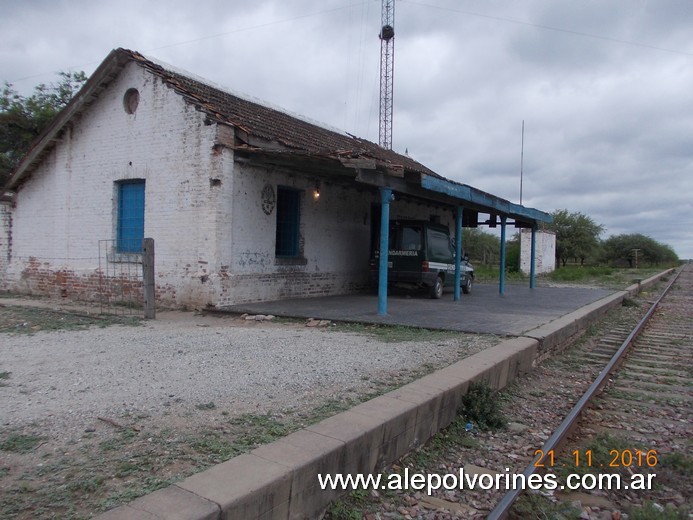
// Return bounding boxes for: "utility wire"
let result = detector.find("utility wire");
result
[145,2,371,53]
[10,1,373,84]
[400,0,693,57]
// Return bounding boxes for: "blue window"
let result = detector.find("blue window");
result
[117,180,145,253]
[275,187,300,257]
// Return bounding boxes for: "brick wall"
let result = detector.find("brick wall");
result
[15,256,144,303]
[215,163,460,306]
[520,229,556,275]
[5,62,223,308]
[4,59,464,309]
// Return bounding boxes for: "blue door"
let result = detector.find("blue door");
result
[117,180,145,253]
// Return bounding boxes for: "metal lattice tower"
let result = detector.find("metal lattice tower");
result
[379,0,395,149]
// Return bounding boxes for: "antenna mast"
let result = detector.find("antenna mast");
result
[520,120,524,205]
[379,0,395,149]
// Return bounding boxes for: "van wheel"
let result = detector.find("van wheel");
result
[430,276,444,299]
[462,277,472,295]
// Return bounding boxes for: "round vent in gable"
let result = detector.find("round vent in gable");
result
[123,88,140,114]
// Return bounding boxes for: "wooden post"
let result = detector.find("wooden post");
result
[142,238,156,319]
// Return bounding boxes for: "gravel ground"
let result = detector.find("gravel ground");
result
[1,300,500,519]
[1,308,497,441]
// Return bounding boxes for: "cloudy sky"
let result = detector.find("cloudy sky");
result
[2,0,692,258]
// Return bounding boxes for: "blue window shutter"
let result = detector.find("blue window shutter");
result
[117,180,145,253]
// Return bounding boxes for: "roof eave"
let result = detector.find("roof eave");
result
[6,49,131,190]
[420,173,553,225]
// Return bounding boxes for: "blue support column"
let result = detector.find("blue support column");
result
[454,206,463,301]
[530,225,537,289]
[499,216,507,295]
[377,188,393,315]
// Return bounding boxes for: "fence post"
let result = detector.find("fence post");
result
[142,238,156,319]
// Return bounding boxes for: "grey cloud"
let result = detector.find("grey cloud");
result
[1,0,691,257]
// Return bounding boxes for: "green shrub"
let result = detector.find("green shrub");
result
[459,381,506,430]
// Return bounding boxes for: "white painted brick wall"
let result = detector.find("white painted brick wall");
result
[520,229,556,274]
[219,163,374,304]
[218,167,461,305]
[4,58,472,308]
[6,62,223,307]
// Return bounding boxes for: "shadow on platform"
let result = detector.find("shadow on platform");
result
[222,283,615,336]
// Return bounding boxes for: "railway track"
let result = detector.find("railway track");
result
[491,265,692,519]
[328,268,691,519]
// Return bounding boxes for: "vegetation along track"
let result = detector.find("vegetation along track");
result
[326,267,690,519]
[491,265,692,519]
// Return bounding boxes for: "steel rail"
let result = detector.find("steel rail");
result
[487,268,683,520]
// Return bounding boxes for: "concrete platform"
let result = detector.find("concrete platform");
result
[96,271,674,520]
[223,283,615,336]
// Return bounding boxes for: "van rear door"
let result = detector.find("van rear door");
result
[389,222,424,283]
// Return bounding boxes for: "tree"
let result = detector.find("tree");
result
[548,209,604,267]
[1,71,87,186]
[504,232,521,272]
[601,234,678,267]
[462,228,500,265]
